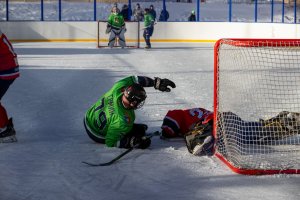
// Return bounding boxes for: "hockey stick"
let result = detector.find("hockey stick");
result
[140,22,157,31]
[82,131,160,167]
[160,134,185,142]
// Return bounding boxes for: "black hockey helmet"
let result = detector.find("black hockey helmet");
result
[124,83,147,109]
[144,8,150,13]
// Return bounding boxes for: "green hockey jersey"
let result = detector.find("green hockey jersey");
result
[144,13,154,28]
[85,76,139,147]
[108,13,125,29]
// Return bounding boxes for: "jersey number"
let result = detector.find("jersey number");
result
[95,98,107,130]
[189,108,204,119]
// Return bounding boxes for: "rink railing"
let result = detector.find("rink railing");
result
[1,0,299,24]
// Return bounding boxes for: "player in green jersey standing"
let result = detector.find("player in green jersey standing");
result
[143,8,155,49]
[106,6,126,48]
[84,76,176,149]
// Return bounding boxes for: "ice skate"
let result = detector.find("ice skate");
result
[0,118,17,143]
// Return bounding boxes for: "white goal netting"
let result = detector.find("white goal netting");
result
[214,39,300,174]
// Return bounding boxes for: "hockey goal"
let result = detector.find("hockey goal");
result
[214,38,300,175]
[97,20,140,48]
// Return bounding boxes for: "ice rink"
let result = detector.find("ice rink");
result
[1,42,300,200]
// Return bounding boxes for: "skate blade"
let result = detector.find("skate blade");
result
[0,135,18,143]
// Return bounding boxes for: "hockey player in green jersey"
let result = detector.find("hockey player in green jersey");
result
[84,76,176,149]
[143,8,155,49]
[106,6,126,48]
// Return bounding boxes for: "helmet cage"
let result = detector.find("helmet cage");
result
[124,84,147,109]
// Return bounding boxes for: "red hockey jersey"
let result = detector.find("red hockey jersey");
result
[161,108,213,138]
[0,30,19,80]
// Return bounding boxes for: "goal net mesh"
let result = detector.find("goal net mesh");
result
[214,39,300,174]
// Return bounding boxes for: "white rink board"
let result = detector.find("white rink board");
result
[2,21,300,42]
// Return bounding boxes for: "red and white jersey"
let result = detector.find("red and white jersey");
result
[161,108,213,138]
[0,30,19,80]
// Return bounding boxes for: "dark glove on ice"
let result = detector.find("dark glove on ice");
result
[154,77,176,92]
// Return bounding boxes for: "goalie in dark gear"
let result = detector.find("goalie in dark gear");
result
[184,119,215,156]
[161,108,213,138]
[219,111,300,146]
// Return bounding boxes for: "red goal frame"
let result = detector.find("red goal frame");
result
[214,38,300,175]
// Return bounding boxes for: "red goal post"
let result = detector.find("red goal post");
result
[97,20,140,48]
[214,38,300,175]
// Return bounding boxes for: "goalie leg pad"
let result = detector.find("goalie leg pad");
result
[259,111,300,143]
[185,121,214,156]
[185,131,214,155]
[108,30,117,48]
[118,29,126,48]
[105,26,112,34]
[192,136,214,156]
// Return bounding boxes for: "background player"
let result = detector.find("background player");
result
[143,8,155,49]
[106,6,127,48]
[0,29,19,143]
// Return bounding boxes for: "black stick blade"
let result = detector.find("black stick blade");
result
[81,161,114,166]
[82,131,160,167]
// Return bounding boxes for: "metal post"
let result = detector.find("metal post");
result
[163,0,166,21]
[282,0,284,23]
[128,0,132,20]
[271,0,274,23]
[229,0,232,22]
[41,0,44,21]
[197,0,200,22]
[255,0,258,22]
[94,0,97,21]
[6,0,9,21]
[294,0,297,24]
[59,0,62,21]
